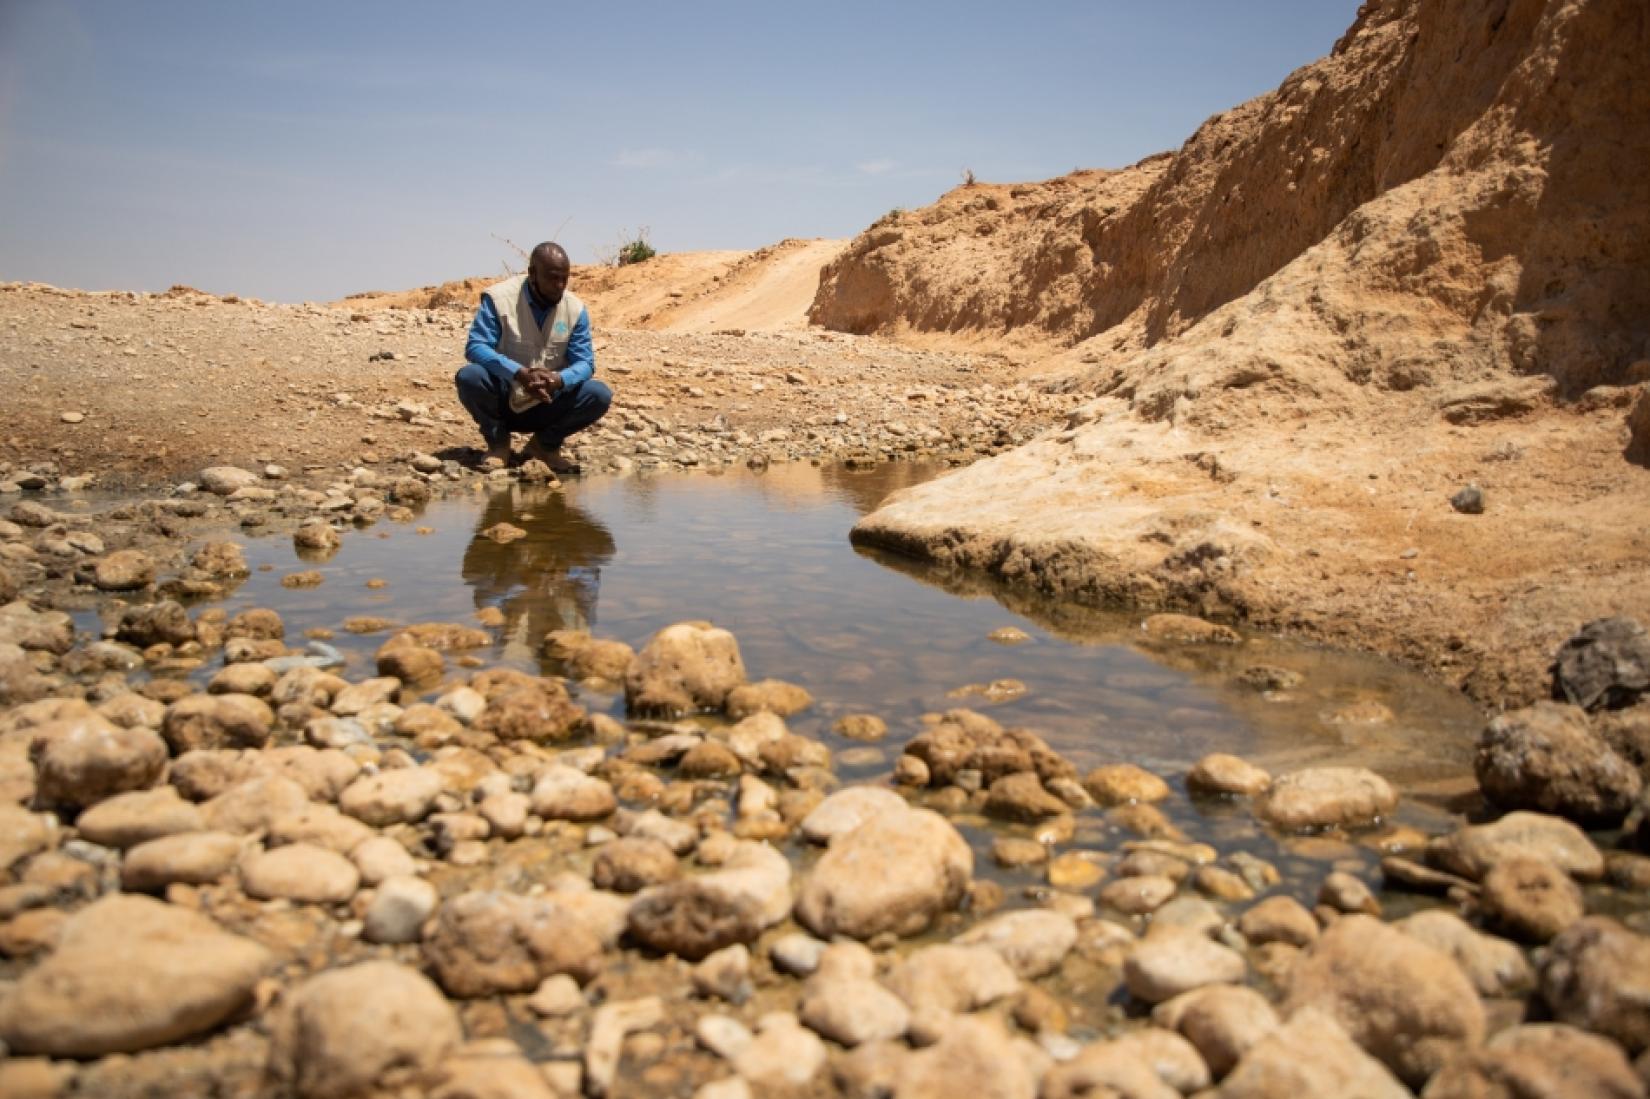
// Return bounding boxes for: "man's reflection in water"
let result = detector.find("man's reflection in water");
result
[461,485,616,664]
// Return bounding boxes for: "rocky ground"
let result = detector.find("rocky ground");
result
[1,466,1649,1098]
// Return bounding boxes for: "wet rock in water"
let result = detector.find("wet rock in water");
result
[424,891,602,997]
[1424,1022,1644,1099]
[1237,895,1319,947]
[115,599,194,647]
[241,842,360,904]
[626,840,791,959]
[992,836,1049,868]
[0,893,271,1056]
[472,682,584,742]
[724,678,813,718]
[592,837,681,892]
[1481,854,1585,942]
[481,521,526,543]
[192,540,249,578]
[1082,763,1171,805]
[1540,917,1650,1053]
[795,806,972,940]
[199,466,259,495]
[163,692,275,752]
[986,771,1069,821]
[1392,909,1534,998]
[1219,1008,1408,1099]
[1186,752,1271,796]
[1450,483,1485,514]
[1142,612,1241,644]
[586,996,664,1098]
[1256,766,1398,830]
[1235,664,1304,691]
[680,740,743,778]
[1123,927,1247,1004]
[1152,984,1279,1079]
[833,713,888,741]
[1553,616,1650,712]
[1041,1028,1209,1098]
[30,711,166,809]
[624,621,748,716]
[1427,811,1605,881]
[209,662,277,697]
[75,785,204,848]
[92,549,156,591]
[875,1015,1039,1099]
[269,960,461,1099]
[800,785,908,844]
[121,831,243,891]
[294,521,340,554]
[952,908,1077,979]
[1319,870,1381,915]
[731,1012,827,1091]
[339,766,443,826]
[1100,874,1179,915]
[376,642,444,683]
[902,709,1073,788]
[364,876,440,944]
[530,764,616,821]
[885,943,1020,1017]
[1475,701,1642,825]
[543,629,635,681]
[1284,913,1484,1087]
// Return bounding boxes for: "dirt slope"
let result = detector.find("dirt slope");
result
[341,238,843,335]
[843,0,1650,706]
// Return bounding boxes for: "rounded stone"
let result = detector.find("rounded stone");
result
[241,843,360,904]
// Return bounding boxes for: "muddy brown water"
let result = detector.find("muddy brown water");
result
[115,459,1491,911]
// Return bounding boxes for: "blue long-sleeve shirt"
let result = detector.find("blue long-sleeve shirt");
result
[465,287,595,388]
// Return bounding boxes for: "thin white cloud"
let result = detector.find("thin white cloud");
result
[856,159,896,175]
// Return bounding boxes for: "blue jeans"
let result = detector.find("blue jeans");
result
[454,363,612,449]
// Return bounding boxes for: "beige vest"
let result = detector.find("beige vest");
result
[483,275,584,412]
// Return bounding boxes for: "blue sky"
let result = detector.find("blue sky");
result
[0,1,1363,302]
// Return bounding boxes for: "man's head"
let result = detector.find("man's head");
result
[528,242,571,305]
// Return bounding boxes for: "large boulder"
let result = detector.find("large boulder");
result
[1392,909,1534,998]
[1476,702,1642,825]
[30,712,167,809]
[1284,914,1485,1087]
[1552,616,1650,712]
[794,806,971,940]
[1256,767,1397,829]
[268,961,461,1099]
[423,891,602,997]
[1540,917,1650,1054]
[0,894,271,1056]
[623,622,747,716]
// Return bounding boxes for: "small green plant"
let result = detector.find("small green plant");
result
[615,228,656,267]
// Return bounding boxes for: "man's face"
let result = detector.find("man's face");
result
[529,255,570,305]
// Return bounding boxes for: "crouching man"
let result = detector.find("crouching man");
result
[455,241,611,472]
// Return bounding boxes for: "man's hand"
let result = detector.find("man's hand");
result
[519,366,564,401]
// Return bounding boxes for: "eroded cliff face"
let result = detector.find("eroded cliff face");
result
[835,0,1650,704]
[812,0,1649,400]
